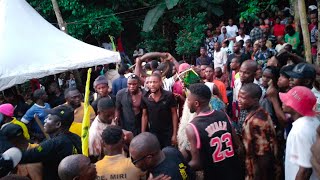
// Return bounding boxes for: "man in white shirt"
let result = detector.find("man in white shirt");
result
[236,28,250,46]
[226,18,238,37]
[280,86,320,180]
[213,42,227,73]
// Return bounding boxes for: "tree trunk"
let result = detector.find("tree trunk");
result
[298,0,312,63]
[292,0,300,32]
[317,1,320,66]
[51,0,67,33]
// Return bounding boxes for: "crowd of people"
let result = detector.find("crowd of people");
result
[1,4,320,180]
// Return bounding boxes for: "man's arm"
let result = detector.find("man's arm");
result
[20,139,54,164]
[171,107,178,146]
[141,108,148,132]
[295,167,312,180]
[186,124,202,170]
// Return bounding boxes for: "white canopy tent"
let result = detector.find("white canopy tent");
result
[0,0,120,91]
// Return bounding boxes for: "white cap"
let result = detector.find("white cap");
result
[2,147,22,167]
[309,5,317,11]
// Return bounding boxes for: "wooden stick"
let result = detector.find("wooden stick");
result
[34,115,50,140]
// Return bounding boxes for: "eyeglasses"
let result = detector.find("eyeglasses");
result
[130,152,157,165]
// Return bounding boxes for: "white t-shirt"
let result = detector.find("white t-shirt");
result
[213,50,227,71]
[285,116,320,180]
[236,35,251,45]
[275,43,288,52]
[162,76,175,92]
[226,25,238,37]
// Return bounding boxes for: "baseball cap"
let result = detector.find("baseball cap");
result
[0,147,22,177]
[309,5,317,11]
[1,123,23,139]
[46,105,74,127]
[0,104,14,117]
[283,63,316,79]
[93,75,108,88]
[279,86,316,116]
[279,64,295,78]
[178,63,191,73]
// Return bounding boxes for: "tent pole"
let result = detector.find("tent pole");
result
[51,0,67,33]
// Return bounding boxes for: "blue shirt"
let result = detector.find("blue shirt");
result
[21,103,51,134]
[112,75,127,96]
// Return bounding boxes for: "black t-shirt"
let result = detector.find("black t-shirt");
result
[48,93,66,108]
[0,132,13,153]
[21,132,81,180]
[190,110,243,180]
[151,147,195,180]
[141,89,177,133]
[91,94,116,114]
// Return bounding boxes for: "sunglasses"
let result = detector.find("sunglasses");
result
[130,152,157,165]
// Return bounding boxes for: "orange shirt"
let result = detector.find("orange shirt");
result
[213,79,228,104]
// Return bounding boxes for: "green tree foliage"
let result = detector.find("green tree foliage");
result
[236,0,279,21]
[173,12,207,56]
[27,0,123,41]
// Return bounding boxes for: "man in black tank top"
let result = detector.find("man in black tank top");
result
[185,83,244,180]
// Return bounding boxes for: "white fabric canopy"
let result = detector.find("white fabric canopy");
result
[0,0,120,91]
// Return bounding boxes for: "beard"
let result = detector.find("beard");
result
[189,104,196,113]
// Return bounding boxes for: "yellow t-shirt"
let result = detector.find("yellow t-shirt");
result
[11,118,30,140]
[69,102,96,137]
[96,154,145,180]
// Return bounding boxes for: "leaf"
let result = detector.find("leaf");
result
[142,4,166,32]
[165,0,179,10]
[210,6,224,16]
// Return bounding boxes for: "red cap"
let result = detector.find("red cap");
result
[279,86,316,116]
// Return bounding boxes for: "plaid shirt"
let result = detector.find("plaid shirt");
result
[242,107,281,180]
[250,27,263,44]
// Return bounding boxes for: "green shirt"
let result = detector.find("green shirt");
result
[285,32,300,50]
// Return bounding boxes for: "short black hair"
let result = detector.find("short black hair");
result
[33,89,46,100]
[64,87,79,98]
[97,97,115,111]
[240,83,262,100]
[188,83,212,103]
[149,73,162,81]
[118,65,128,75]
[109,63,117,70]
[150,60,159,69]
[101,125,123,145]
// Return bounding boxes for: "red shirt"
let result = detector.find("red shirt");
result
[273,24,285,37]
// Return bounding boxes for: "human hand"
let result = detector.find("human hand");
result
[171,135,177,146]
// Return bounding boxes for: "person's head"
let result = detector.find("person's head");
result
[285,25,295,36]
[69,73,75,80]
[253,20,260,27]
[280,86,316,117]
[238,28,244,36]
[287,15,294,24]
[118,65,128,76]
[284,44,292,52]
[150,60,159,71]
[277,65,295,92]
[220,20,225,27]
[238,40,245,47]
[230,57,241,71]
[233,42,241,53]
[310,13,318,24]
[187,83,211,113]
[97,98,115,124]
[214,67,223,78]
[238,83,262,110]
[275,17,281,24]
[264,18,270,26]
[255,64,262,80]
[48,82,60,95]
[284,63,316,89]
[64,87,81,108]
[44,105,74,134]
[206,29,212,37]
[207,22,213,29]
[108,63,117,70]
[58,155,96,180]
[93,75,109,97]
[96,65,103,72]
[1,123,26,147]
[214,42,221,51]
[127,74,140,94]
[204,66,214,81]
[33,89,48,102]
[222,40,229,48]
[228,18,233,26]
[129,132,162,171]
[245,39,252,48]
[221,26,227,34]
[200,47,206,56]
[102,125,124,153]
[0,103,14,125]
[200,65,208,79]
[258,37,267,48]
[239,60,258,84]
[215,27,221,35]
[261,66,280,88]
[148,74,162,93]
